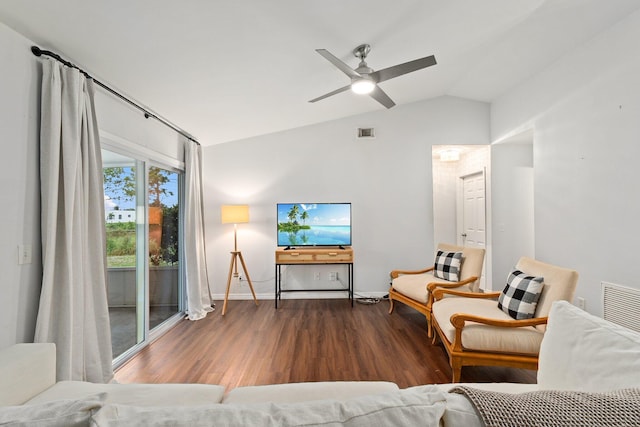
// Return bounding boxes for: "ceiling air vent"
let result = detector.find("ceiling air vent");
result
[357,128,375,139]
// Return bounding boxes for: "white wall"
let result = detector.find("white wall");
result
[95,91,185,164]
[491,9,640,315]
[432,152,458,245]
[202,96,490,300]
[0,23,42,348]
[490,143,534,288]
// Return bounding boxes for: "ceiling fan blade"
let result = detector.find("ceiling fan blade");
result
[308,84,351,103]
[316,49,361,79]
[369,86,396,109]
[370,55,437,83]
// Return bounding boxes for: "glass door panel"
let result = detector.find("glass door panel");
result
[103,151,144,359]
[148,166,181,329]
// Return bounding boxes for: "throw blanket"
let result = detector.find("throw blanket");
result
[450,386,640,427]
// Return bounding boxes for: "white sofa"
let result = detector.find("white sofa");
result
[1,301,639,426]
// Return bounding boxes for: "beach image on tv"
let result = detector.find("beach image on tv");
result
[277,203,351,247]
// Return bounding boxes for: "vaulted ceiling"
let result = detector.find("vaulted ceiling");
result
[1,1,638,145]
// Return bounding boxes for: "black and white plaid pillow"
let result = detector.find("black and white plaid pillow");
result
[433,250,463,282]
[498,269,544,320]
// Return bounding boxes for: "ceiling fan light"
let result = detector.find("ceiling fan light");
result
[351,78,375,95]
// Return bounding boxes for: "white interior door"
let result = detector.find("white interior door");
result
[459,171,487,289]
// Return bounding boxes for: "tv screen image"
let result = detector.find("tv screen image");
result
[277,203,351,247]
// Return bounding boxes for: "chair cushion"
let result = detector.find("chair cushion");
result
[432,298,544,354]
[498,270,544,320]
[437,243,485,292]
[433,250,463,282]
[514,257,578,332]
[392,272,471,304]
[538,301,640,392]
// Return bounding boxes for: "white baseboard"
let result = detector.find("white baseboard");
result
[212,291,388,301]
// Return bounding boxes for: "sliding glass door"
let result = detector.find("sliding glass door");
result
[103,149,184,363]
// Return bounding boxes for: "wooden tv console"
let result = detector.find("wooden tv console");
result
[274,247,354,308]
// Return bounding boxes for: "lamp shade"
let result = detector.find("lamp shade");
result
[221,205,249,224]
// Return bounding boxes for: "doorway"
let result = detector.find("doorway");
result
[432,145,490,290]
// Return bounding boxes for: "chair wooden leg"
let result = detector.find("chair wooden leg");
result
[426,312,433,338]
[451,358,462,383]
[388,297,395,314]
[431,333,439,345]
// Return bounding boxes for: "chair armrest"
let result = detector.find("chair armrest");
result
[450,314,549,329]
[390,266,434,279]
[432,288,501,301]
[0,343,56,405]
[426,276,478,292]
[425,276,481,313]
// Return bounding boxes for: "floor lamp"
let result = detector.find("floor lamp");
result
[221,205,258,315]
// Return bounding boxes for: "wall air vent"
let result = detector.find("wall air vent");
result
[602,281,640,333]
[357,128,375,139]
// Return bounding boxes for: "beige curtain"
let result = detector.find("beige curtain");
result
[35,58,113,383]
[184,139,214,320]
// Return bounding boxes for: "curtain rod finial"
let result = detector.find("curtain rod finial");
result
[31,46,43,57]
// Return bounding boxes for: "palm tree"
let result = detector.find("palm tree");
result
[287,205,300,224]
[300,210,309,225]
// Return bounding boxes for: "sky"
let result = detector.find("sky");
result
[277,203,351,226]
[104,167,179,212]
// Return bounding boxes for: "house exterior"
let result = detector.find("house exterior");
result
[105,210,136,224]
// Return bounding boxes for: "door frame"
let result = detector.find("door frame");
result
[102,134,186,370]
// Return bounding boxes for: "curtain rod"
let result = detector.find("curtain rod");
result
[30,45,200,145]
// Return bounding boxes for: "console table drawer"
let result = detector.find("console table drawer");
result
[276,252,314,262]
[315,252,352,262]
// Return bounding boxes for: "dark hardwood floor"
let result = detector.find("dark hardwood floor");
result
[114,299,536,391]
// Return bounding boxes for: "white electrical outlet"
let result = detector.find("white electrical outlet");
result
[576,297,586,310]
[314,272,321,280]
[329,272,338,281]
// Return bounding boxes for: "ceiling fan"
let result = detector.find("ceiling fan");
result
[309,44,437,109]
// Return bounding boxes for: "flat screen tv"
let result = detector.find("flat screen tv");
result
[277,203,351,248]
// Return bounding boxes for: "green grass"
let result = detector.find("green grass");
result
[106,255,178,268]
[107,255,136,268]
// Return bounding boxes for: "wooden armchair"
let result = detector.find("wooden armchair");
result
[431,257,579,382]
[388,243,485,336]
